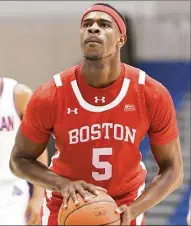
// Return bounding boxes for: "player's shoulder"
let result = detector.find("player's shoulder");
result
[123,63,170,102]
[53,65,78,87]
[14,84,33,111]
[28,77,57,106]
[2,77,32,98]
[14,83,32,97]
[30,65,78,103]
[124,64,148,86]
[123,63,165,90]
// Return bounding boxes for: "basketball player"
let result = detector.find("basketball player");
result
[0,77,48,225]
[10,3,183,225]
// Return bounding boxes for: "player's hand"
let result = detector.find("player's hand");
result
[61,180,107,208]
[25,197,42,225]
[116,205,132,225]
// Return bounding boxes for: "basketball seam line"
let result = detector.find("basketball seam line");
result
[60,200,117,225]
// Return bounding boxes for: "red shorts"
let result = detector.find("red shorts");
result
[41,183,145,225]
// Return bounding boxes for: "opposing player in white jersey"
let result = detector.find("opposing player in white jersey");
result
[0,77,48,225]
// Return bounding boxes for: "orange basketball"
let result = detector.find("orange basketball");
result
[58,191,121,225]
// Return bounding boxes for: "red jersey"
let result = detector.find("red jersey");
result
[21,63,178,198]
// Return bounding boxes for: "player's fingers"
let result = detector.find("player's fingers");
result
[79,180,89,187]
[79,181,95,193]
[115,204,128,214]
[95,186,107,193]
[85,184,107,196]
[115,205,130,225]
[75,185,89,201]
[120,210,129,225]
[82,184,99,196]
[62,190,70,209]
[69,187,79,206]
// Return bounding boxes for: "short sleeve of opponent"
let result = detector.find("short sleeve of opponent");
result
[147,80,179,145]
[20,80,57,143]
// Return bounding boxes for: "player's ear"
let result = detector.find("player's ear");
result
[117,34,127,48]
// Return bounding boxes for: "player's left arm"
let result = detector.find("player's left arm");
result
[117,82,184,225]
[14,84,49,224]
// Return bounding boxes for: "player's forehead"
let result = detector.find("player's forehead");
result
[82,11,114,24]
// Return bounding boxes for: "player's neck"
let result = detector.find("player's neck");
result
[81,54,121,88]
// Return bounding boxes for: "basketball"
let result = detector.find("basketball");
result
[58,191,121,225]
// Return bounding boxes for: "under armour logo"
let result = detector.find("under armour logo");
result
[124,104,136,112]
[67,108,78,114]
[94,96,106,103]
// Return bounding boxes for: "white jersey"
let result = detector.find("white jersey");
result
[0,77,21,182]
[0,78,29,221]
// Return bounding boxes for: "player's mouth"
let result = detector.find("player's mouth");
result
[85,37,102,44]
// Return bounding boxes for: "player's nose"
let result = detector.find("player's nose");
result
[88,23,100,34]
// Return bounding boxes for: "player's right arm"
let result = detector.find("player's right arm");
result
[10,128,62,190]
[9,81,106,207]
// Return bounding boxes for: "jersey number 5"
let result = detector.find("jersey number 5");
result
[92,148,112,181]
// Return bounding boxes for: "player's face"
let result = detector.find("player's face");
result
[80,11,124,61]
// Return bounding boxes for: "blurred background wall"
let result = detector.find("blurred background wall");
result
[0,1,190,225]
[0,1,190,88]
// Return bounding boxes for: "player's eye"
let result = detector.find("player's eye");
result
[101,23,111,28]
[83,23,90,28]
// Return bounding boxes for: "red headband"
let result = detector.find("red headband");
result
[81,5,126,35]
